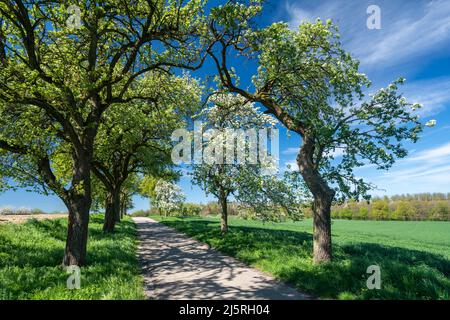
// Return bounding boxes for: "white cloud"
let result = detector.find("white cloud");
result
[399,77,450,117]
[368,141,450,193]
[284,0,450,68]
[281,147,298,155]
[284,141,450,194]
[283,159,299,172]
[407,141,450,162]
[327,147,345,158]
[359,1,450,66]
[283,1,450,117]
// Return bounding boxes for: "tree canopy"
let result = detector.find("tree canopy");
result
[0,0,207,265]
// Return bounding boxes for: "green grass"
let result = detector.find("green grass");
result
[151,215,450,300]
[0,215,145,300]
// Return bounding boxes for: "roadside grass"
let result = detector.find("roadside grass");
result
[151,215,450,300]
[0,215,145,300]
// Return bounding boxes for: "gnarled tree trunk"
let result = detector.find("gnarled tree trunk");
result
[311,190,334,263]
[297,136,335,264]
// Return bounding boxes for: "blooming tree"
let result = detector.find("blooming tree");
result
[153,180,186,217]
[203,2,429,263]
[192,93,304,233]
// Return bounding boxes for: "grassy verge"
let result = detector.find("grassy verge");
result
[151,215,450,300]
[0,215,145,300]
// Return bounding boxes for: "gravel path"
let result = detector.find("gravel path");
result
[133,217,309,300]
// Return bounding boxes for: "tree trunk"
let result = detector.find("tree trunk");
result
[119,195,124,219]
[311,191,333,264]
[120,195,127,219]
[114,199,121,222]
[297,136,335,264]
[103,188,120,233]
[63,197,90,266]
[120,199,124,219]
[219,190,228,234]
[62,152,93,266]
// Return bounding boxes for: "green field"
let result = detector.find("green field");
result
[152,215,450,300]
[0,216,145,300]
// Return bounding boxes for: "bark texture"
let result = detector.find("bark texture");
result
[103,188,120,233]
[297,136,335,264]
[62,152,93,266]
[219,189,228,234]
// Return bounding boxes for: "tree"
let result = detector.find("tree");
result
[192,94,298,233]
[92,71,201,232]
[139,170,180,209]
[153,180,185,217]
[118,177,137,219]
[372,199,390,220]
[394,200,416,221]
[0,0,206,265]
[204,3,427,263]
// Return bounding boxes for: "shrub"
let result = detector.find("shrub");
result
[130,210,150,217]
[31,208,45,215]
[0,207,46,215]
[394,201,416,221]
[431,202,450,221]
[358,207,369,220]
[181,203,202,216]
[371,200,390,220]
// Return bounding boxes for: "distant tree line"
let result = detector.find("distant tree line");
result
[133,193,450,222]
[327,193,450,221]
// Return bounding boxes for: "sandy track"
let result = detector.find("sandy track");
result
[0,214,67,224]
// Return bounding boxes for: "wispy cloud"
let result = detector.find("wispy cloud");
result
[399,77,450,117]
[407,142,450,162]
[283,1,450,118]
[284,0,450,68]
[281,147,298,155]
[284,141,450,194]
[368,141,450,193]
[358,1,450,66]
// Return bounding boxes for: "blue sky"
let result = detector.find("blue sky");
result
[1,0,449,212]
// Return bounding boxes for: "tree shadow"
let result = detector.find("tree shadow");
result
[134,218,308,300]
[160,218,450,299]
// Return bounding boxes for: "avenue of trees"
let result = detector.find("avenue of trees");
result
[0,0,431,265]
